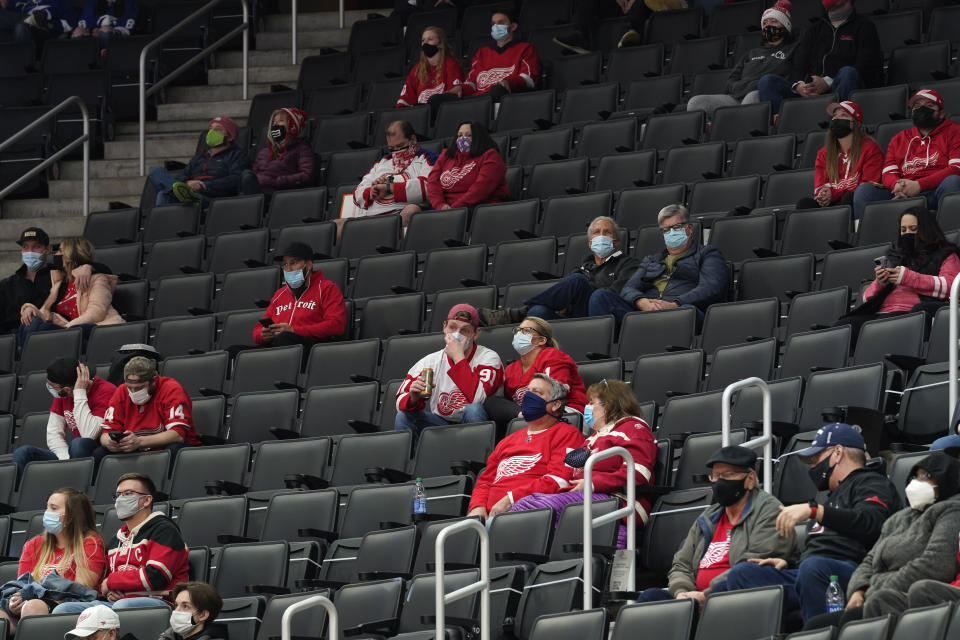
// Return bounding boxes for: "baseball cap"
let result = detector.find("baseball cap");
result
[825,100,864,125]
[17,227,49,246]
[794,422,866,460]
[274,242,316,262]
[908,89,944,110]
[124,356,158,381]
[447,303,479,328]
[706,445,757,470]
[65,604,119,638]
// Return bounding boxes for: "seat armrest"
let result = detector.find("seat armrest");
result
[364,466,411,484]
[450,459,485,475]
[246,585,289,595]
[284,473,328,490]
[297,527,338,543]
[204,480,248,496]
[270,427,300,440]
[348,419,380,434]
[494,551,548,564]
[217,534,256,544]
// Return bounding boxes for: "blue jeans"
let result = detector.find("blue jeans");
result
[92,441,190,466]
[16,316,97,347]
[852,175,960,220]
[394,403,488,447]
[53,597,170,614]
[758,66,862,113]
[148,166,180,205]
[725,556,858,622]
[523,273,596,320]
[12,438,99,475]
[588,288,636,323]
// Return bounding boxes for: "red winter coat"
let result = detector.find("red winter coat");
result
[462,40,540,96]
[881,118,960,192]
[427,148,508,209]
[397,57,464,107]
[253,270,347,344]
[814,138,884,203]
[252,140,315,192]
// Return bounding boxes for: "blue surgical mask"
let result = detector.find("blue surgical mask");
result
[583,404,595,429]
[448,331,471,352]
[283,268,305,288]
[590,236,614,259]
[22,252,44,270]
[520,391,550,422]
[512,331,535,356]
[42,511,63,535]
[663,227,689,250]
[46,383,61,399]
[491,24,509,41]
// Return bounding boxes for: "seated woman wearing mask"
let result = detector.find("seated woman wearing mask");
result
[396,26,463,120]
[797,101,883,212]
[483,317,589,437]
[427,121,508,210]
[804,453,960,630]
[247,108,314,194]
[508,379,657,548]
[835,207,959,343]
[160,581,227,640]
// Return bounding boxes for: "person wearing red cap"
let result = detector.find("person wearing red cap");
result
[797,101,882,211]
[853,89,960,218]
[247,108,314,194]
[394,303,503,446]
[146,116,250,206]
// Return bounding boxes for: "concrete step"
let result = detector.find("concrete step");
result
[60,157,192,180]
[256,28,350,51]
[105,136,198,160]
[264,9,369,31]
[114,119,246,135]
[166,82,275,104]
[49,177,146,200]
[0,202,88,225]
[216,47,340,69]
[208,65,300,86]
[156,99,251,122]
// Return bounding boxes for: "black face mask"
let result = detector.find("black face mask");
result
[912,106,939,130]
[898,232,917,253]
[762,26,787,43]
[828,119,853,139]
[52,255,64,269]
[712,477,748,507]
[421,42,439,57]
[808,455,836,492]
[270,125,287,141]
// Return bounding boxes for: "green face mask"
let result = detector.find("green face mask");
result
[206,129,226,147]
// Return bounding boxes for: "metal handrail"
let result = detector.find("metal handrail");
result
[139,0,249,175]
[582,446,636,609]
[435,519,490,640]
[721,377,773,493]
[280,594,337,640]
[949,275,960,434]
[0,96,89,216]
[291,0,345,65]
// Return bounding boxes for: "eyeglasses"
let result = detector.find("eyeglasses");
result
[113,490,147,500]
[513,327,542,336]
[659,222,689,235]
[914,471,933,481]
[708,471,749,482]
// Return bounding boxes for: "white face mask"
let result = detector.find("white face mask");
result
[905,479,936,510]
[127,386,152,406]
[169,609,199,635]
[447,331,471,353]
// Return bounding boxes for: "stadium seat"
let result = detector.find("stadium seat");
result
[217,311,265,351]
[699,298,778,355]
[642,111,704,151]
[661,142,724,184]
[694,586,784,640]
[706,337,777,390]
[85,322,149,366]
[614,183,685,229]
[338,482,415,538]
[214,541,289,598]
[641,487,712,577]
[490,238,557,288]
[336,213,401,259]
[631,349,703,406]
[617,306,697,363]
[835,615,893,640]
[731,376,803,426]
[559,83,618,125]
[738,254,815,302]
[17,458,94,511]
[167,443,251,501]
[496,90,556,133]
[514,127,573,166]
[528,158,589,198]
[204,194,264,237]
[613,600,695,640]
[546,50,603,90]
[83,208,140,247]
[91,242,143,280]
[818,244,886,294]
[19,328,82,376]
[852,311,925,366]
[763,169,815,208]
[796,363,884,433]
[872,10,923,58]
[328,432,412,487]
[178,495,247,547]
[151,273,215,319]
[299,382,379,439]
[623,74,682,115]
[658,391,725,442]
[141,203,201,244]
[223,389,299,444]
[779,206,852,256]
[729,134,795,177]
[153,315,216,357]
[144,236,204,282]
[776,95,833,135]
[848,85,909,126]
[357,292,424,339]
[779,326,851,381]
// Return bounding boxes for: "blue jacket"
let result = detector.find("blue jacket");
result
[79,0,137,33]
[183,145,250,198]
[620,243,728,312]
[0,571,98,607]
[12,1,77,32]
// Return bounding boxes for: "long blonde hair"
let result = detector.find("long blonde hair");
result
[58,237,96,283]
[523,316,560,349]
[416,27,455,87]
[31,488,101,587]
[824,120,872,184]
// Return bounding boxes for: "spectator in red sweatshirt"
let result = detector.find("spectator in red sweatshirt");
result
[396,26,463,121]
[427,121,508,210]
[797,100,882,212]
[853,89,960,218]
[247,108,315,194]
[462,7,540,102]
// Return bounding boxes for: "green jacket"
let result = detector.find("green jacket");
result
[668,488,795,596]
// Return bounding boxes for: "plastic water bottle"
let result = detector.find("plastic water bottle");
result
[413,477,427,515]
[826,575,845,613]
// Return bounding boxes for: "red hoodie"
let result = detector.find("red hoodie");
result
[462,40,540,96]
[397,57,464,107]
[814,137,884,203]
[427,148,508,209]
[881,118,960,192]
[253,270,347,344]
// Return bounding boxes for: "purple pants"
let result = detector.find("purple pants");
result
[509,491,628,549]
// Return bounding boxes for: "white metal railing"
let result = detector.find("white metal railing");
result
[291,0,345,65]
[435,519,490,640]
[280,594,337,640]
[139,0,249,175]
[582,446,636,609]
[0,96,89,216]
[950,275,960,434]
[721,377,773,493]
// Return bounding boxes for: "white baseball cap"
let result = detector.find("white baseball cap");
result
[65,604,120,638]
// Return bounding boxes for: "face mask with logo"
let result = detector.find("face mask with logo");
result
[270,124,287,142]
[808,453,837,492]
[912,106,939,130]
[762,26,787,43]
[591,235,615,259]
[520,391,551,422]
[583,404,595,429]
[491,24,509,41]
[42,510,63,535]
[169,610,199,636]
[512,331,536,355]
[828,119,853,139]
[115,493,145,520]
[391,143,416,164]
[663,227,689,250]
[127,386,152,406]
[284,268,306,288]
[421,42,439,57]
[21,251,44,270]
[206,128,226,147]
[905,479,936,510]
[456,136,471,153]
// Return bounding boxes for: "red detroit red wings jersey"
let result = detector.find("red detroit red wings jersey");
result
[502,347,588,413]
[462,41,540,95]
[102,376,200,446]
[397,343,503,422]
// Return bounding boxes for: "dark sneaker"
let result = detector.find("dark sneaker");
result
[552,33,590,55]
[618,29,643,48]
[171,181,201,202]
[479,306,528,327]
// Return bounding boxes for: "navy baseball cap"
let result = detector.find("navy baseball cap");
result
[794,423,866,460]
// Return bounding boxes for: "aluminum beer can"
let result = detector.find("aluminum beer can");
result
[420,368,434,397]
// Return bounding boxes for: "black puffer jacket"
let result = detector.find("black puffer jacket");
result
[787,10,882,88]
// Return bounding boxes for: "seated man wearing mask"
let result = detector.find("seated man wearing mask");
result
[468,373,585,521]
[65,604,121,640]
[723,423,900,623]
[479,216,639,326]
[95,357,201,464]
[589,204,727,327]
[54,473,189,614]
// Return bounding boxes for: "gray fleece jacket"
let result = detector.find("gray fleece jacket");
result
[668,488,795,596]
[848,494,960,600]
